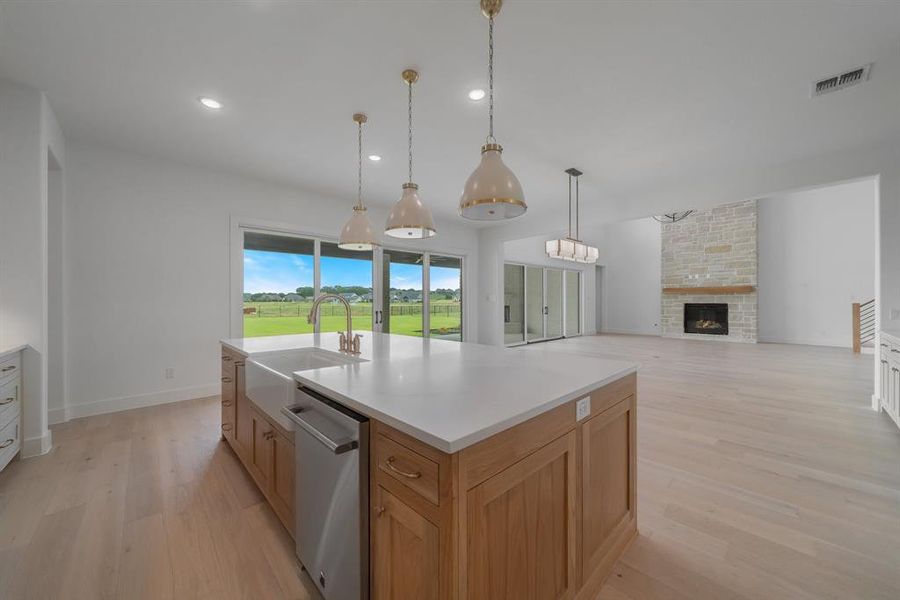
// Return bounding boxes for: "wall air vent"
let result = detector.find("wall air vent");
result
[812,64,872,97]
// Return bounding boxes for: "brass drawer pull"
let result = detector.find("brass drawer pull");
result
[222,355,233,362]
[374,505,385,516]
[221,423,233,432]
[0,439,14,449]
[386,456,421,479]
[1,365,15,373]
[264,431,275,440]
[221,376,233,383]
[234,361,245,367]
[222,400,233,407]
[0,397,14,406]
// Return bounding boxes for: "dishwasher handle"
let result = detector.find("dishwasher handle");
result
[282,405,359,455]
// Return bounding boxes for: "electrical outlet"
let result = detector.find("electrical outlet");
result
[165,368,175,380]
[576,396,591,421]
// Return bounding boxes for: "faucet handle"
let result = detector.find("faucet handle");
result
[351,333,362,354]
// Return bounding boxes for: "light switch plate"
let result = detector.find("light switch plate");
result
[891,308,900,320]
[576,397,591,421]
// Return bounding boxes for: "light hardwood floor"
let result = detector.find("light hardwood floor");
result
[0,334,897,599]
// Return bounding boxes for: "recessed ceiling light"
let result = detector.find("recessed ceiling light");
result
[368,155,382,162]
[468,88,486,101]
[198,97,223,110]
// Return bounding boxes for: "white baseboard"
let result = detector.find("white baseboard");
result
[48,406,66,426]
[22,430,52,458]
[64,383,220,421]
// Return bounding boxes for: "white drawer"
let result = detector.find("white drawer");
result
[0,414,20,471]
[0,353,20,384]
[0,377,20,430]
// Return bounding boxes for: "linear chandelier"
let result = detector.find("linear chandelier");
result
[545,168,599,264]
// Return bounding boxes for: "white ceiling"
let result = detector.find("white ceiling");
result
[1,1,898,229]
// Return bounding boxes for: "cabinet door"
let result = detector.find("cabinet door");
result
[582,396,636,576]
[892,366,900,416]
[467,431,577,600]
[270,429,295,532]
[249,409,272,489]
[372,485,440,600]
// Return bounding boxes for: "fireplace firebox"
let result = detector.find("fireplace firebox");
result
[684,303,728,335]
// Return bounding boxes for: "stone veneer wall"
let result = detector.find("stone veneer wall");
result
[661,200,758,342]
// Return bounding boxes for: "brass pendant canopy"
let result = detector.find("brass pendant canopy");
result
[339,113,379,250]
[459,0,527,221]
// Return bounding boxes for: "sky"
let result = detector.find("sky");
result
[243,250,460,293]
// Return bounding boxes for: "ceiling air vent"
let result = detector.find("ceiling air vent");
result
[811,63,872,97]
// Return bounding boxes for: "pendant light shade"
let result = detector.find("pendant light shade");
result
[546,168,599,264]
[385,69,436,239]
[459,143,526,220]
[339,113,379,250]
[459,0,526,221]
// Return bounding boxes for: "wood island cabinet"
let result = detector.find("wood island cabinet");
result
[221,345,295,536]
[370,372,638,600]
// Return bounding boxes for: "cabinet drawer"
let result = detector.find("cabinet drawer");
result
[375,433,439,505]
[0,377,20,429]
[0,353,20,384]
[0,413,20,471]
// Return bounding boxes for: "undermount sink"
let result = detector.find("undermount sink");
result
[245,348,366,428]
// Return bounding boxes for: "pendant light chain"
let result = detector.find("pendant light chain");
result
[487,15,495,143]
[357,120,363,209]
[408,79,413,184]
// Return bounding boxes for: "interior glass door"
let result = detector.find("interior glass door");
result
[565,270,580,336]
[525,266,545,342]
[545,268,564,339]
[381,249,424,337]
[504,264,525,344]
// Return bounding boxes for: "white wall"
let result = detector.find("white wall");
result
[64,140,479,419]
[758,179,876,347]
[0,79,64,454]
[502,235,596,336]
[595,218,661,336]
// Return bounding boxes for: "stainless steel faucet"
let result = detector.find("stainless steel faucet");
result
[307,294,362,354]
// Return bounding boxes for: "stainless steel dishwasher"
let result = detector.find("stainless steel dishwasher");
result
[282,384,369,600]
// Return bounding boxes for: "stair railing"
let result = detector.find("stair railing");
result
[852,299,875,353]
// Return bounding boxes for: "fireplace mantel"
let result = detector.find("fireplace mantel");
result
[662,285,756,295]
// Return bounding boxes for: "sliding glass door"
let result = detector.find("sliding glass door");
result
[381,249,424,338]
[504,264,525,344]
[319,241,373,334]
[504,262,581,345]
[242,232,315,337]
[429,255,462,341]
[240,228,464,341]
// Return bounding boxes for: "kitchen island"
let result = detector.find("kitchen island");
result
[220,332,638,600]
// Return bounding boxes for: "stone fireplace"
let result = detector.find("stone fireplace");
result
[661,200,758,342]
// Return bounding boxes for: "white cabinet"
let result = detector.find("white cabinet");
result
[879,333,900,428]
[0,348,22,472]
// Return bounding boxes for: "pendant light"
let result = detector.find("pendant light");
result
[339,113,379,250]
[459,0,526,221]
[546,168,599,264]
[385,69,436,239]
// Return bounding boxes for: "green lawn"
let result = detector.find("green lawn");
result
[242,301,461,339]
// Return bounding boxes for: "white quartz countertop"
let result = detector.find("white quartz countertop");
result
[222,332,637,453]
[882,329,900,345]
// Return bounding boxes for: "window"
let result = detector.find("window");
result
[565,270,580,336]
[320,241,373,334]
[243,232,315,338]
[503,262,581,345]
[429,255,462,341]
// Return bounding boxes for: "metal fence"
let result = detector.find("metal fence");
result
[244,302,460,318]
